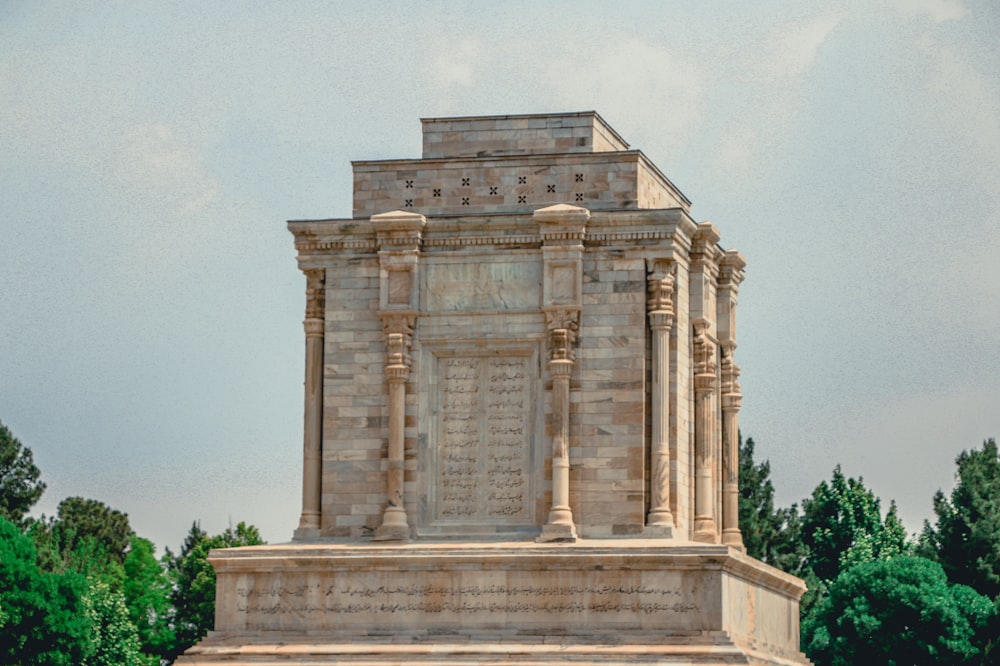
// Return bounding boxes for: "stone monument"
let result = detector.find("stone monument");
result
[179,112,812,665]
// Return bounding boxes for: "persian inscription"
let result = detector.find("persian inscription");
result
[436,354,532,523]
[234,581,699,617]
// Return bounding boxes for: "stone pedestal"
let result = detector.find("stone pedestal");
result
[177,540,810,665]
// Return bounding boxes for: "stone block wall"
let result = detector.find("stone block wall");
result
[420,111,629,159]
[320,255,384,537]
[290,113,744,547]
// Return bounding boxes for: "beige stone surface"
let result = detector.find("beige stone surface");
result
[179,112,811,664]
[178,541,808,665]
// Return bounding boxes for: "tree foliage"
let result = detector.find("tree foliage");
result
[920,438,1000,600]
[0,420,46,524]
[54,496,134,566]
[0,515,92,665]
[27,496,134,591]
[803,555,995,666]
[80,578,146,666]
[123,535,175,659]
[801,465,907,583]
[167,521,265,660]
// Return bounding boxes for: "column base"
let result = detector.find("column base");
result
[641,524,674,538]
[722,529,745,551]
[373,507,410,542]
[692,517,718,543]
[372,525,410,542]
[536,522,578,542]
[292,527,321,541]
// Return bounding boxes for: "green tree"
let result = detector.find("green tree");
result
[0,420,46,524]
[738,435,808,576]
[123,535,175,660]
[803,555,995,666]
[54,496,133,565]
[0,515,92,665]
[801,466,907,584]
[919,438,1000,600]
[29,496,134,580]
[80,578,146,666]
[167,521,265,660]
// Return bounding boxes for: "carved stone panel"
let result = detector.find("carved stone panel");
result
[424,260,541,312]
[432,351,535,527]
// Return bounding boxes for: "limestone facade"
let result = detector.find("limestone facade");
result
[291,112,745,544]
[177,112,811,666]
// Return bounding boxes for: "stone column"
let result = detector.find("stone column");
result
[645,261,675,536]
[538,309,580,542]
[535,203,588,543]
[692,320,718,542]
[718,250,746,550]
[294,268,325,540]
[689,223,721,544]
[370,209,426,543]
[374,312,415,541]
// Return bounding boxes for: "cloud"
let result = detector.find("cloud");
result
[114,122,221,214]
[429,38,480,88]
[888,0,968,22]
[708,12,842,179]
[923,43,1000,179]
[542,38,708,158]
[754,12,844,80]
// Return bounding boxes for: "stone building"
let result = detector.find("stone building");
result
[178,112,811,665]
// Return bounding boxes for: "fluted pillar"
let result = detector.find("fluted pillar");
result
[692,320,718,542]
[720,344,743,549]
[294,268,325,540]
[645,262,675,536]
[718,250,746,549]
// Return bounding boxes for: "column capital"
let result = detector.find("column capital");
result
[647,261,675,332]
[303,319,324,337]
[720,342,742,411]
[304,268,326,320]
[544,307,579,363]
[380,310,416,375]
[379,310,417,337]
[693,320,716,395]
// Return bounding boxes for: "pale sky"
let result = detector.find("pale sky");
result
[2,1,997,553]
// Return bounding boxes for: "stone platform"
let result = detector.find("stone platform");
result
[177,540,810,665]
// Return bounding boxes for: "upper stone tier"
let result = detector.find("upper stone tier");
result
[351,111,690,218]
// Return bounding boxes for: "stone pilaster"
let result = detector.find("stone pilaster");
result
[718,250,746,550]
[690,222,721,543]
[692,319,718,542]
[293,268,325,541]
[371,210,426,542]
[536,204,588,542]
[645,259,676,536]
[374,311,416,541]
[538,308,579,542]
